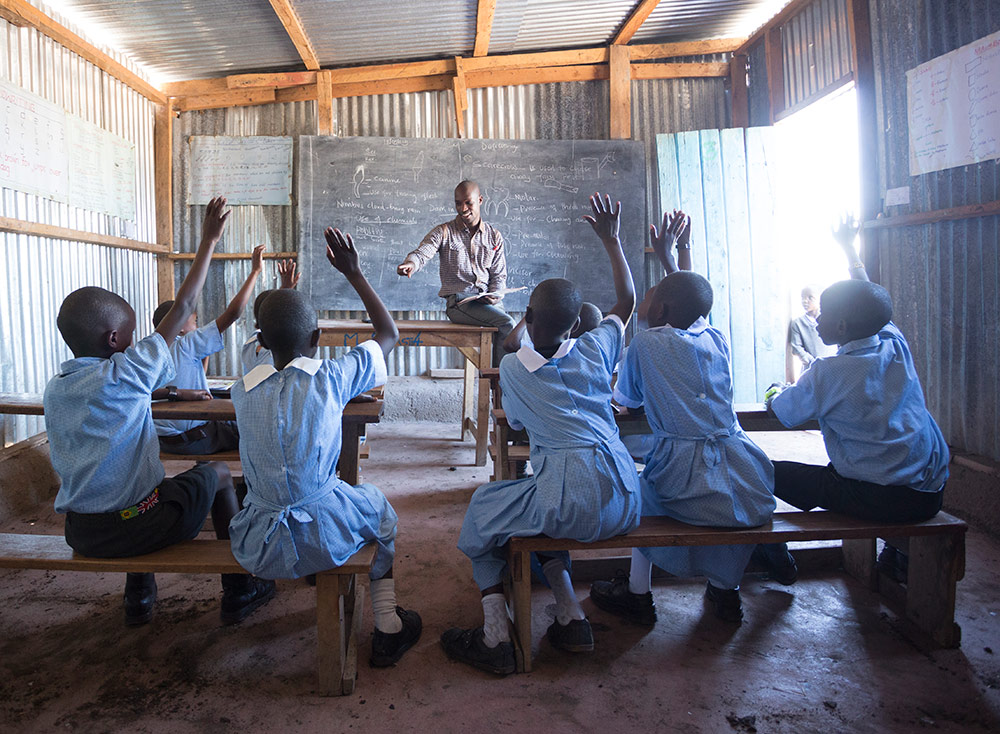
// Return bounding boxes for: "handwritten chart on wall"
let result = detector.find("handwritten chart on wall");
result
[68,116,136,221]
[907,29,1000,175]
[298,136,646,312]
[187,136,293,205]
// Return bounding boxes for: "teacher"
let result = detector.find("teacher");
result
[397,180,515,366]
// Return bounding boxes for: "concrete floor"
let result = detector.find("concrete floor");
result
[1,421,999,733]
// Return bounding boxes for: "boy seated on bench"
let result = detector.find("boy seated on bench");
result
[241,258,299,376]
[441,193,640,675]
[755,216,950,583]
[151,244,266,455]
[228,228,421,668]
[590,210,775,624]
[44,197,275,627]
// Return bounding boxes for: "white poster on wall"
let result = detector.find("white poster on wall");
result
[907,29,1000,175]
[67,116,137,220]
[0,79,70,202]
[187,136,293,205]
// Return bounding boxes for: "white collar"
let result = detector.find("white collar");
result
[686,316,709,334]
[515,338,577,373]
[243,356,323,391]
[243,331,260,346]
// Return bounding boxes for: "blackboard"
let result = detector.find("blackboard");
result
[298,136,647,312]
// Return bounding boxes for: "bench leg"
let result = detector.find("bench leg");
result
[506,548,533,673]
[462,358,475,441]
[317,572,362,696]
[906,533,964,648]
[842,538,877,590]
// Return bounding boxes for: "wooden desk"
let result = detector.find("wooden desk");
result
[0,394,383,486]
[318,319,495,466]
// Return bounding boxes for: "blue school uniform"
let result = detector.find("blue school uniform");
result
[770,322,949,492]
[229,341,396,580]
[155,322,224,437]
[458,316,641,590]
[613,318,775,589]
[240,331,273,376]
[45,334,174,514]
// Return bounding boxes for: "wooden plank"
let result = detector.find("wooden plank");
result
[329,59,454,84]
[907,533,964,647]
[465,64,607,89]
[174,89,277,112]
[453,56,467,138]
[699,129,730,342]
[630,62,729,79]
[655,133,681,225]
[609,44,632,140]
[0,0,167,104]
[316,571,344,696]
[730,54,749,128]
[266,0,320,70]
[675,131,708,273]
[473,0,497,57]
[864,200,1000,230]
[720,129,756,403]
[0,216,165,254]
[329,74,453,100]
[275,84,319,104]
[227,71,318,89]
[614,0,662,45]
[631,37,746,60]
[764,28,784,123]
[773,73,853,123]
[841,537,877,590]
[317,70,334,135]
[163,78,231,97]
[154,104,175,302]
[168,251,297,261]
[463,47,607,72]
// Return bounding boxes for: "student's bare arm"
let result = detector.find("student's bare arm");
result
[216,245,265,333]
[649,210,691,274]
[833,215,869,281]
[583,193,635,325]
[503,316,527,354]
[325,227,399,357]
[156,197,229,343]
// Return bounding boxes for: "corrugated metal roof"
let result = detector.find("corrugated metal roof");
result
[489,0,627,53]
[633,0,792,43]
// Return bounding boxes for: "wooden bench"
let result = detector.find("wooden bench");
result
[0,534,376,696]
[505,510,967,672]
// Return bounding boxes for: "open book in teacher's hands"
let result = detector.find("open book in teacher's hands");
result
[457,287,527,306]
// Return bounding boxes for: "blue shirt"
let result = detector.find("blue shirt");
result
[771,322,949,492]
[155,321,224,436]
[240,331,273,377]
[44,333,174,514]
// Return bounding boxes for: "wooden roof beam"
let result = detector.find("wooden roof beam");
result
[473,0,497,57]
[267,0,320,71]
[613,0,661,45]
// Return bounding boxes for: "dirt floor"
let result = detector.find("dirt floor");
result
[1,423,999,733]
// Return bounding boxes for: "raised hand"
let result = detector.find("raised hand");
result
[832,213,860,252]
[325,227,362,278]
[277,258,300,288]
[669,210,691,249]
[201,196,230,244]
[250,244,265,273]
[582,192,621,245]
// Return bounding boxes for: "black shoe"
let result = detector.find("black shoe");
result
[123,573,157,627]
[546,617,594,652]
[220,576,276,625]
[751,543,799,585]
[589,572,657,626]
[877,545,909,584]
[440,626,516,676]
[705,582,743,623]
[370,607,422,667]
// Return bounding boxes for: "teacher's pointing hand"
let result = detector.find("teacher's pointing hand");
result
[397,261,415,278]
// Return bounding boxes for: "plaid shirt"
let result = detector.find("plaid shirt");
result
[404,216,507,298]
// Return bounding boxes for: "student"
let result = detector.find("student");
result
[590,210,776,624]
[755,217,950,582]
[228,228,421,668]
[44,197,275,627]
[240,258,299,376]
[502,301,603,354]
[152,244,266,455]
[788,286,835,380]
[441,193,640,675]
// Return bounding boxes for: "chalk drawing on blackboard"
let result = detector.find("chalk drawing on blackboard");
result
[600,151,617,174]
[412,151,424,183]
[542,176,579,194]
[575,158,599,180]
[484,186,510,218]
[353,165,366,197]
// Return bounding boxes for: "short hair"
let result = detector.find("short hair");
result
[455,180,480,196]
[572,302,603,337]
[253,289,276,322]
[152,300,174,328]
[820,280,892,338]
[56,286,133,357]
[257,289,317,353]
[529,278,583,336]
[652,271,714,330]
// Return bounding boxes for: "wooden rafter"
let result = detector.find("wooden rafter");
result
[473,0,497,57]
[0,216,164,254]
[266,0,320,71]
[613,0,661,45]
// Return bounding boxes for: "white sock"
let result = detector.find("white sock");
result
[628,548,653,595]
[481,593,511,648]
[541,558,586,626]
[370,577,402,633]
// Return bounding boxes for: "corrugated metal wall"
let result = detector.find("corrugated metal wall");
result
[174,74,730,377]
[1,16,158,446]
[868,0,1000,461]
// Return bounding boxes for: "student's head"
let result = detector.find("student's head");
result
[801,286,820,316]
[817,280,892,345]
[570,302,603,338]
[647,272,714,330]
[525,278,582,347]
[454,180,483,229]
[253,289,276,328]
[256,289,320,359]
[151,299,197,334]
[56,286,136,358]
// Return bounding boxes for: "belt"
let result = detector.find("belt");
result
[159,424,209,446]
[652,422,740,468]
[246,485,336,569]
[118,488,160,521]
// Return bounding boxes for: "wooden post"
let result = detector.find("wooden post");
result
[730,53,749,128]
[154,103,175,301]
[453,56,468,138]
[609,44,632,139]
[764,28,784,124]
[317,70,334,135]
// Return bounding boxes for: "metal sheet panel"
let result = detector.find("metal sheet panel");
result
[634,0,793,43]
[781,0,852,109]
[489,0,628,53]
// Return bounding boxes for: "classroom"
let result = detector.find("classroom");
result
[1,0,998,731]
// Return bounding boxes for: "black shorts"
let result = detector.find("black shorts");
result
[64,464,219,558]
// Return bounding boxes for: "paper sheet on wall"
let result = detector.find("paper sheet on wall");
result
[67,116,137,220]
[0,78,70,202]
[187,136,293,205]
[907,29,1000,175]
